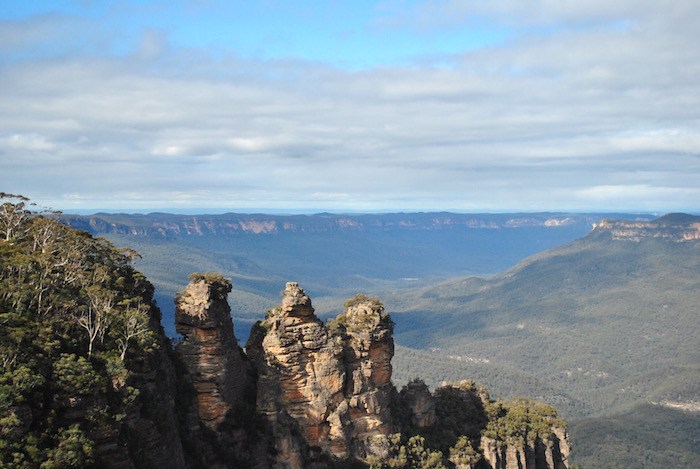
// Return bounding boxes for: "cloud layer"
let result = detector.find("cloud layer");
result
[1,1,699,212]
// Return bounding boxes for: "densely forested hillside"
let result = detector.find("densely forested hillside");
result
[0,194,177,467]
[387,216,700,467]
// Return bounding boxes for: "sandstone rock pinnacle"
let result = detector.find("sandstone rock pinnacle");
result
[175,273,251,428]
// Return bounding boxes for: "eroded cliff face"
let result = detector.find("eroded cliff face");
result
[592,214,700,242]
[62,213,603,238]
[174,274,262,468]
[336,294,395,459]
[246,284,395,465]
[175,275,252,427]
[246,281,346,466]
[481,431,570,469]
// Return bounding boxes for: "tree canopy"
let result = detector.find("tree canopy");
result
[0,194,159,468]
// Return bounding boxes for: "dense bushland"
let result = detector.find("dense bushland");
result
[1,194,161,467]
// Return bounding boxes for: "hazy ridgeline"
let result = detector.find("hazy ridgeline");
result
[62,211,633,336]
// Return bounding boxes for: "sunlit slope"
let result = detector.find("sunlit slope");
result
[390,216,700,418]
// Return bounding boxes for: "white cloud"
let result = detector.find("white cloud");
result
[1,2,699,212]
[4,134,56,151]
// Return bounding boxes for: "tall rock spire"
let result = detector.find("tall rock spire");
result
[247,284,396,465]
[175,273,251,427]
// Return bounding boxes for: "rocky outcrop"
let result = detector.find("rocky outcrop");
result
[592,214,700,242]
[175,274,252,428]
[481,433,570,469]
[174,274,263,468]
[478,394,571,469]
[246,281,346,466]
[167,277,573,468]
[335,294,395,459]
[247,284,396,465]
[169,278,572,468]
[400,380,437,428]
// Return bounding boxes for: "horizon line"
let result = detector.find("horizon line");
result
[56,207,680,217]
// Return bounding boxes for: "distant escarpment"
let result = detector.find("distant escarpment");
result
[592,213,700,242]
[61,212,611,238]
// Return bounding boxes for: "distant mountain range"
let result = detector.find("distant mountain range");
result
[61,211,653,334]
[62,211,651,342]
[62,211,642,237]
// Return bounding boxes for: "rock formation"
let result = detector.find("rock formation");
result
[246,281,346,466]
[175,273,252,427]
[592,214,700,242]
[169,278,572,468]
[137,274,580,469]
[335,293,395,459]
[246,284,396,466]
[400,380,437,428]
[481,433,570,469]
[174,273,262,468]
[478,393,571,469]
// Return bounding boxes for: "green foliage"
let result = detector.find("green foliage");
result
[570,403,700,468]
[183,272,232,301]
[483,398,564,445]
[40,425,94,469]
[389,379,567,468]
[343,293,383,309]
[449,436,481,466]
[388,229,700,467]
[52,354,104,396]
[0,195,164,467]
[425,383,488,450]
[0,364,46,404]
[188,271,232,285]
[382,434,446,469]
[329,293,392,336]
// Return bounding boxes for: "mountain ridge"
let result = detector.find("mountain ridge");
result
[385,214,700,467]
[60,211,656,339]
[62,211,653,237]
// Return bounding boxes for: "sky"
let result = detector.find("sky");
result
[1,0,699,213]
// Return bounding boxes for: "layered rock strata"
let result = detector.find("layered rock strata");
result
[592,214,700,242]
[247,282,345,466]
[247,284,395,465]
[336,294,395,458]
[175,274,252,428]
[481,431,570,469]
